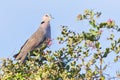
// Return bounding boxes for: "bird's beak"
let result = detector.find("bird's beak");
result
[49,14,54,19]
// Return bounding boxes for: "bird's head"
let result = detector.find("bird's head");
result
[42,14,53,22]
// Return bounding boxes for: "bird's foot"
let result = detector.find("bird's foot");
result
[46,38,52,47]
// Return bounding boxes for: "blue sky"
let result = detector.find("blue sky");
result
[0,0,120,78]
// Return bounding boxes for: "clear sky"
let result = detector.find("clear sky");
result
[0,0,120,78]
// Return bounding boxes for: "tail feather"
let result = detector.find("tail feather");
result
[20,53,28,64]
[13,53,19,58]
[16,51,26,60]
[13,51,28,64]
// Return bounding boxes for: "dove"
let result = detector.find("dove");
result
[13,14,52,64]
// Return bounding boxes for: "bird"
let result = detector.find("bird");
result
[13,14,52,64]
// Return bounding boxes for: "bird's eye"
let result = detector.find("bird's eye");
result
[45,15,49,17]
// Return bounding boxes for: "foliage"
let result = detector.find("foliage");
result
[0,9,120,80]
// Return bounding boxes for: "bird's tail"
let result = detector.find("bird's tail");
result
[13,51,28,64]
[20,53,28,64]
[13,53,19,58]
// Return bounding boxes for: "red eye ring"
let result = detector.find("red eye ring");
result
[45,15,49,17]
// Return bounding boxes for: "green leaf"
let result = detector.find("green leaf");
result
[100,76,105,80]
[96,12,101,18]
[99,22,107,28]
[108,34,115,40]
[95,41,100,48]
[95,65,99,70]
[66,65,70,70]
[118,38,120,43]
[103,64,107,70]
[103,48,110,58]
[89,21,98,28]
[114,56,119,62]
[89,29,98,35]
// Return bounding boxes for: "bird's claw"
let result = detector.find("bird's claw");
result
[46,38,52,47]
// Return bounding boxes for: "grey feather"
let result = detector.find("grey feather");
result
[13,14,52,64]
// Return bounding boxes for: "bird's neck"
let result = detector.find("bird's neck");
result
[40,21,50,30]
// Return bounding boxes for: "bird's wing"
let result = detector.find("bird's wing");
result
[15,27,46,60]
[20,39,28,51]
[13,39,29,58]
